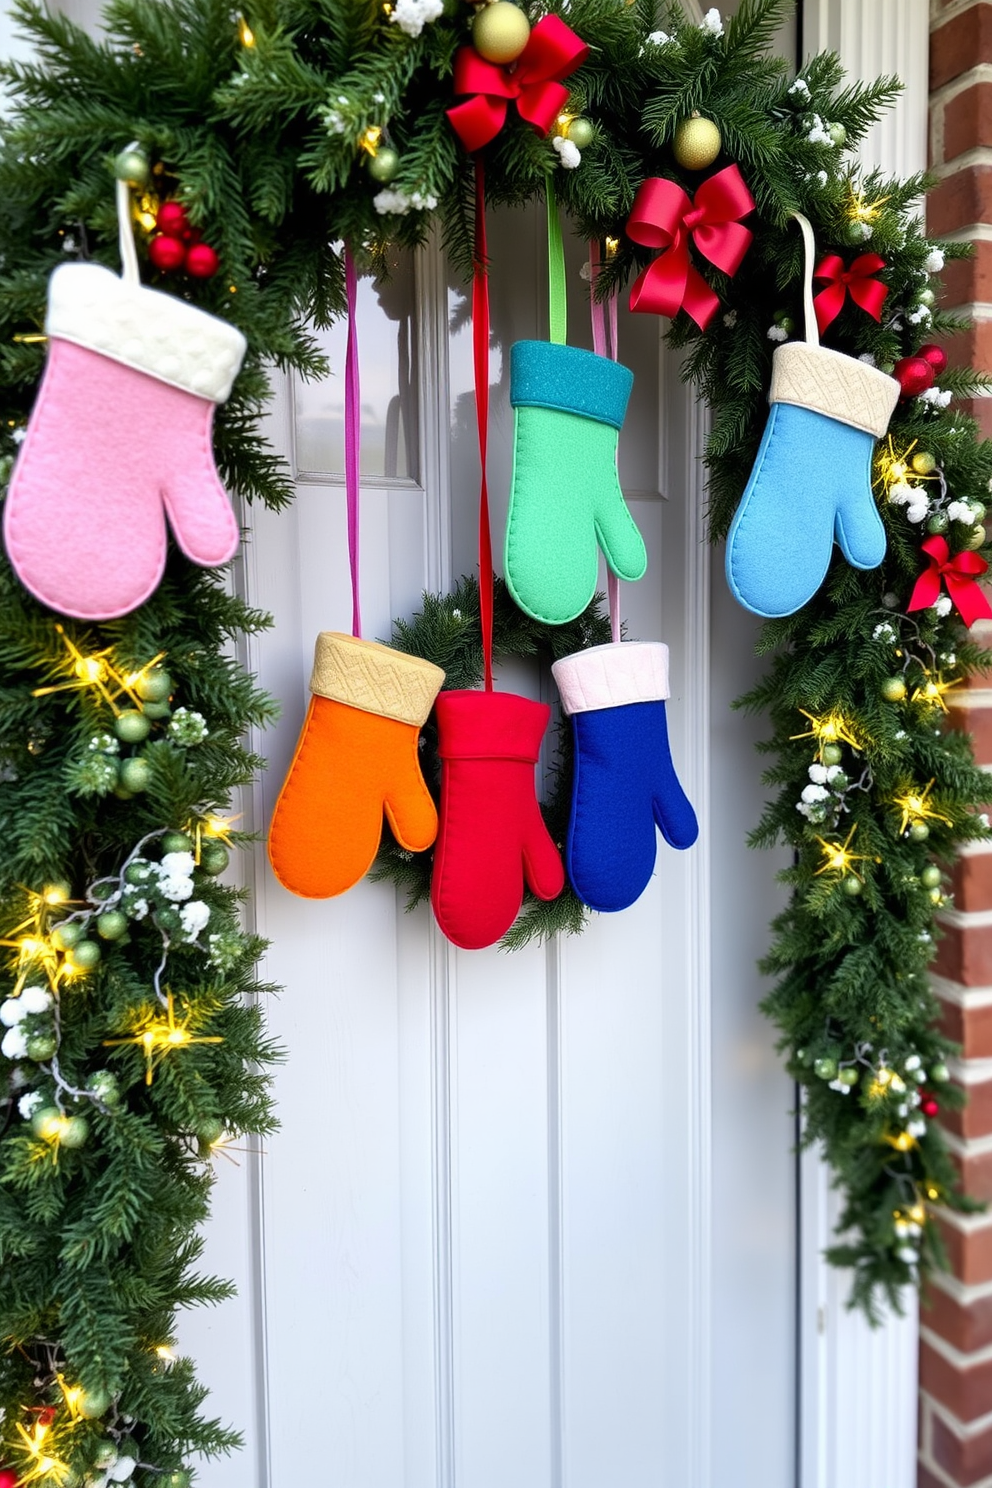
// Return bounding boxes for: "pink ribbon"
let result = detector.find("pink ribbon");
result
[345,246,361,639]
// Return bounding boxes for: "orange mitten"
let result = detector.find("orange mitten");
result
[268,632,445,898]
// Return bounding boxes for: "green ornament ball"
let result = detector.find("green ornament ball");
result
[367,146,400,184]
[115,709,151,743]
[841,875,863,896]
[821,743,843,766]
[920,865,942,889]
[136,667,172,702]
[69,939,101,971]
[124,860,153,885]
[96,910,128,940]
[77,1386,112,1420]
[199,843,230,876]
[909,821,930,842]
[141,699,172,720]
[918,288,936,307]
[197,1116,226,1149]
[930,1062,950,1083]
[838,1067,859,1087]
[566,116,594,149]
[971,501,988,524]
[31,1106,62,1140]
[880,676,907,702]
[927,510,949,535]
[828,121,847,147]
[164,1472,191,1488]
[966,523,987,550]
[92,1442,118,1469]
[113,146,150,185]
[119,757,151,793]
[25,1032,57,1061]
[59,1114,89,1149]
[162,831,194,854]
[813,1057,837,1080]
[87,1070,121,1106]
[51,921,83,950]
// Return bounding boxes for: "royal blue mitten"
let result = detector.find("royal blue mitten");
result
[724,343,899,618]
[551,642,698,913]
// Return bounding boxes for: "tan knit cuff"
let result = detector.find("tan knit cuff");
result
[309,633,444,726]
[769,342,899,438]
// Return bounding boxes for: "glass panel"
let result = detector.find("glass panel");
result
[294,249,419,482]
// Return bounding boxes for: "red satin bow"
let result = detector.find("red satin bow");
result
[907,535,992,628]
[625,165,755,330]
[812,253,888,335]
[446,15,589,152]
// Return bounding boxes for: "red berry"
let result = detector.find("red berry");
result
[148,234,187,273]
[184,242,220,279]
[921,1096,939,1117]
[893,355,935,398]
[156,200,190,237]
[919,343,948,376]
[0,1470,20,1488]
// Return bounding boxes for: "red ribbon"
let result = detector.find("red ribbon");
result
[625,165,756,330]
[907,535,992,628]
[446,15,589,152]
[812,252,888,335]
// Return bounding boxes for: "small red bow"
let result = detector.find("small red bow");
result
[625,165,755,330]
[907,535,992,628]
[446,15,589,153]
[812,253,888,335]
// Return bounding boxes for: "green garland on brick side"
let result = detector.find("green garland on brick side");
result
[0,4,989,1480]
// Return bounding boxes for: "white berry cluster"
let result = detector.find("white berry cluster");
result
[167,707,208,745]
[796,760,849,825]
[373,186,438,216]
[699,8,724,36]
[0,986,52,1062]
[552,134,581,169]
[887,478,930,524]
[120,852,212,945]
[388,0,443,37]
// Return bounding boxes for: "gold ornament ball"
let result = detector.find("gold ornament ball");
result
[672,113,722,171]
[912,451,937,476]
[880,676,907,702]
[966,523,987,550]
[472,2,531,64]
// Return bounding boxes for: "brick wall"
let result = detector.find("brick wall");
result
[920,6,992,1484]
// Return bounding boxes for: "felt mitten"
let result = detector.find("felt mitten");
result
[4,263,246,620]
[431,690,565,950]
[724,342,899,618]
[268,633,444,899]
[504,341,647,626]
[551,642,697,913]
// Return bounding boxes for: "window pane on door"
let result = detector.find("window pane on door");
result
[294,250,419,482]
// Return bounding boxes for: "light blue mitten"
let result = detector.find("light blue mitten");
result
[725,342,899,618]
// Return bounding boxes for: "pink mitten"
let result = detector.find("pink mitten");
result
[431,690,565,950]
[4,263,246,620]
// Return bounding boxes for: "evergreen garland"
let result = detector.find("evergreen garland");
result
[0,0,988,1475]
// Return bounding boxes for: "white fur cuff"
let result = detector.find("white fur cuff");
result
[46,263,246,404]
[552,642,670,715]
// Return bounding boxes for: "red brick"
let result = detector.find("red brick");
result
[928,167,992,237]
[931,5,992,91]
[917,1461,946,1488]
[933,919,992,984]
[941,241,992,308]
[939,995,992,1059]
[925,1282,992,1353]
[951,854,992,911]
[956,396,992,439]
[936,1216,992,1285]
[920,1337,992,1420]
[947,706,992,762]
[943,1080,992,1140]
[932,1406,992,1483]
[943,82,992,163]
[955,1145,992,1203]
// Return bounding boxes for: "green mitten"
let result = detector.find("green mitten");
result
[504,340,647,625]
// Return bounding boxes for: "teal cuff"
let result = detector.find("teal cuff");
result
[510,341,633,430]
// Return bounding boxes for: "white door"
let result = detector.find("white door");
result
[186,200,799,1488]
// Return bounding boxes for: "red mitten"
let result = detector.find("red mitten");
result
[431,690,565,950]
